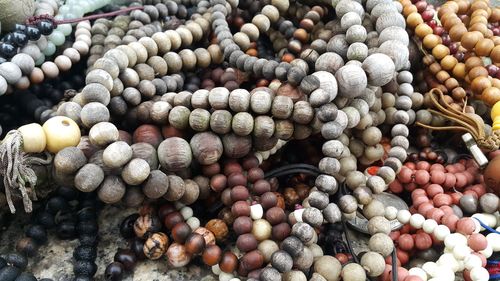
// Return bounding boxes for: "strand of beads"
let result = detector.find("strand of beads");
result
[395,209,492,281]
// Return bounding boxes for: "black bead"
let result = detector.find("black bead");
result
[77,208,97,222]
[40,279,54,281]
[35,211,55,228]
[57,186,79,201]
[76,221,98,235]
[25,224,47,244]
[14,272,37,281]
[56,222,76,239]
[0,257,6,269]
[104,262,124,281]
[0,43,16,58]
[74,276,92,281]
[79,234,98,246]
[3,33,15,45]
[0,265,20,281]
[73,246,97,261]
[113,249,137,271]
[131,238,146,260]
[46,196,69,214]
[14,24,27,33]
[12,32,28,47]
[119,214,139,239]
[73,261,97,277]
[26,25,41,40]
[4,253,28,270]
[37,21,54,36]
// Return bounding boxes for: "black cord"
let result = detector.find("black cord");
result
[264,164,321,179]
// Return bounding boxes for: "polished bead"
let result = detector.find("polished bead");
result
[38,21,54,35]
[27,26,41,40]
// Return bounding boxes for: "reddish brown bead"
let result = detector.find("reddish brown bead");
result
[260,192,278,209]
[202,244,222,266]
[266,207,286,225]
[210,174,227,192]
[143,232,169,260]
[202,163,221,176]
[228,173,248,188]
[164,212,184,230]
[172,222,192,244]
[242,155,259,170]
[239,250,264,272]
[193,227,216,246]
[272,222,291,241]
[295,184,310,200]
[233,216,253,235]
[274,192,286,209]
[205,219,229,241]
[236,233,258,252]
[231,185,250,202]
[223,161,243,176]
[219,252,238,273]
[247,168,264,183]
[218,207,235,225]
[185,233,206,255]
[253,179,271,195]
[284,188,300,207]
[221,188,233,206]
[158,204,176,221]
[232,201,251,217]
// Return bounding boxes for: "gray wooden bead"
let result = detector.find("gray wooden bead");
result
[208,87,230,109]
[378,26,409,47]
[250,90,272,114]
[157,137,192,171]
[81,102,110,128]
[57,101,82,124]
[54,147,87,174]
[311,71,338,101]
[315,174,338,195]
[274,120,294,140]
[346,25,367,43]
[281,236,303,258]
[122,158,151,185]
[164,174,186,201]
[190,132,223,165]
[302,207,323,227]
[89,122,119,147]
[376,12,405,33]
[283,271,307,281]
[0,62,22,84]
[191,89,209,109]
[310,273,327,281]
[391,124,409,137]
[210,110,232,134]
[316,103,338,122]
[222,133,252,158]
[321,121,344,140]
[143,170,169,199]
[123,87,141,106]
[341,12,362,31]
[339,194,358,213]
[253,116,275,138]
[371,2,398,20]
[228,89,250,112]
[81,83,111,106]
[120,68,140,87]
[347,42,368,61]
[362,53,395,86]
[232,112,254,136]
[323,203,342,224]
[319,157,341,176]
[11,53,35,75]
[271,250,293,273]
[173,91,192,107]
[271,96,293,119]
[98,175,126,204]
[75,163,105,192]
[103,141,133,169]
[150,101,172,124]
[378,40,409,71]
[86,69,114,91]
[479,193,500,214]
[291,101,313,125]
[308,191,329,210]
[388,146,407,163]
[335,0,364,18]
[335,64,367,98]
[327,34,349,59]
[104,49,129,71]
[291,222,315,245]
[169,106,191,129]
[368,233,394,257]
[189,108,211,131]
[260,268,282,281]
[131,142,158,170]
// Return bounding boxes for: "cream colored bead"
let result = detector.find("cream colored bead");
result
[42,116,81,153]
[180,206,193,220]
[18,123,46,153]
[396,209,411,224]
[250,204,264,220]
[187,216,200,231]
[409,213,425,229]
[422,219,438,234]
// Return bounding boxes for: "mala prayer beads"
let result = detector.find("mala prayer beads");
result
[0,0,499,280]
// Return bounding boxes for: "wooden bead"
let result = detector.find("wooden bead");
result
[143,232,169,260]
[185,233,206,254]
[205,219,229,241]
[202,245,222,266]
[166,243,192,267]
[471,76,491,95]
[219,252,239,273]
[157,137,192,171]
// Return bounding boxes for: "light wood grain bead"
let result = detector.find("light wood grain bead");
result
[208,44,224,64]
[194,48,211,68]
[232,112,254,136]
[169,106,191,129]
[152,32,172,55]
[147,56,168,76]
[138,37,158,57]
[209,87,230,109]
[164,52,183,74]
[210,110,232,134]
[250,90,272,114]
[151,101,172,124]
[166,30,182,50]
[128,42,148,64]
[274,119,294,140]
[116,45,138,68]
[41,61,59,79]
[189,108,211,131]
[253,116,275,138]
[272,96,294,119]
[179,49,197,71]
[192,90,210,109]
[186,22,203,42]
[228,89,251,112]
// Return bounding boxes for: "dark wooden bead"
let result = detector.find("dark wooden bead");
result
[227,173,247,188]
[252,179,271,195]
[104,262,124,281]
[247,168,264,183]
[272,222,291,241]
[205,219,229,241]
[233,216,253,235]
[5,253,27,270]
[114,249,137,271]
[0,265,20,281]
[131,238,146,260]
[35,211,55,228]
[172,222,192,244]
[265,207,286,225]
[185,233,206,255]
[236,233,258,252]
[134,214,162,238]
[79,235,98,247]
[230,185,249,202]
[260,192,278,210]
[73,260,97,277]
[14,272,37,281]
[210,174,227,192]
[77,221,98,235]
[231,201,250,217]
[157,204,176,221]
[120,214,140,239]
[163,212,184,230]
[239,250,264,272]
[74,245,97,261]
[219,252,238,273]
[202,245,222,266]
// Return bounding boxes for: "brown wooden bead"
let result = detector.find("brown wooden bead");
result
[284,188,300,208]
[172,222,192,244]
[444,78,459,90]
[185,233,206,254]
[219,252,239,273]
[205,219,229,241]
[465,56,483,71]
[239,250,264,272]
[274,192,286,209]
[202,163,221,176]
[471,76,492,95]
[210,174,227,192]
[266,207,286,225]
[253,179,271,195]
[193,227,216,246]
[237,233,258,252]
[218,207,235,225]
[133,125,163,148]
[260,192,278,209]
[164,212,184,230]
[202,244,222,266]
[233,216,253,235]
[134,214,162,238]
[231,185,250,202]
[247,167,265,183]
[469,66,488,81]
[452,87,467,100]
[232,201,251,217]
[272,222,291,241]
[482,87,500,106]
[158,204,176,221]
[224,161,243,176]
[143,232,169,260]
[436,70,450,83]
[228,173,247,188]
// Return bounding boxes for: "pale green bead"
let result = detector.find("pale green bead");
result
[49,31,65,46]
[64,13,77,20]
[35,54,46,66]
[59,6,70,15]
[57,24,72,36]
[54,15,64,21]
[43,42,56,56]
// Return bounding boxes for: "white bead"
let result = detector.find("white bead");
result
[186,217,200,231]
[464,254,483,270]
[437,253,460,272]
[294,209,304,222]
[457,260,465,272]
[397,210,411,224]
[422,262,438,277]
[486,233,500,251]
[422,219,438,234]
[443,247,453,254]
[453,244,471,260]
[180,207,193,220]
[472,217,481,233]
[175,201,185,210]
[433,225,450,241]
[250,204,264,220]
[408,267,428,281]
[228,279,241,281]
[219,272,234,281]
[409,213,425,229]
[433,266,455,280]
[444,233,467,250]
[384,206,398,220]
[479,243,493,258]
[470,267,490,281]
[212,264,221,275]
